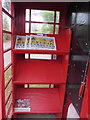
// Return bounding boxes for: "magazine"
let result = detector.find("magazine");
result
[15,35,56,50]
[30,35,56,50]
[15,36,27,49]
[26,35,31,49]
[14,99,31,112]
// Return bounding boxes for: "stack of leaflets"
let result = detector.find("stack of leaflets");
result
[14,99,31,112]
[15,35,56,50]
[15,36,26,49]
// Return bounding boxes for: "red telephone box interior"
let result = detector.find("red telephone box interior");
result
[1,2,73,119]
[12,2,72,118]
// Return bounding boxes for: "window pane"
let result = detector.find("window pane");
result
[29,84,49,88]
[7,106,13,118]
[31,10,54,23]
[31,23,54,34]
[6,95,12,115]
[30,54,52,60]
[56,11,60,23]
[4,50,11,68]
[55,25,59,34]
[26,9,30,21]
[3,33,11,50]
[2,12,11,32]
[4,66,12,85]
[5,80,12,98]
[2,0,11,14]
[25,23,29,33]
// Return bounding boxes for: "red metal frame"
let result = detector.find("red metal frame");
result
[80,62,90,119]
[0,1,14,118]
[0,0,6,119]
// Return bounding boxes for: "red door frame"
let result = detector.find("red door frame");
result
[0,0,6,118]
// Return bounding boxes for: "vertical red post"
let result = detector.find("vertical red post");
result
[0,0,6,119]
[80,62,90,119]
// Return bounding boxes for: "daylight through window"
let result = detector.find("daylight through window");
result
[25,9,60,34]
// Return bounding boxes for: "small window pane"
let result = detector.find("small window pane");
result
[4,50,11,68]
[29,84,49,88]
[30,54,52,60]
[25,23,29,33]
[26,9,30,21]
[2,0,11,14]
[4,66,12,85]
[6,95,12,115]
[55,25,59,34]
[7,106,13,118]
[31,10,54,23]
[5,80,12,98]
[25,54,29,59]
[3,33,11,50]
[2,12,11,32]
[31,23,54,34]
[56,11,60,23]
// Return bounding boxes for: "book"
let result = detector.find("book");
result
[14,99,31,112]
[15,36,27,49]
[15,35,56,50]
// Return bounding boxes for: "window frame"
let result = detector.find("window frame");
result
[25,9,60,34]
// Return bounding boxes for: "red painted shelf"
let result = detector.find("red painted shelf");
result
[13,29,72,55]
[14,59,67,84]
[14,88,64,113]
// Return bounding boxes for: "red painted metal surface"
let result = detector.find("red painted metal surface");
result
[14,87,65,114]
[13,23,71,116]
[14,58,68,84]
[80,63,90,119]
[14,2,70,34]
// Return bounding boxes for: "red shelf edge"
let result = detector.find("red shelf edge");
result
[14,111,61,114]
[13,81,66,84]
[13,49,69,55]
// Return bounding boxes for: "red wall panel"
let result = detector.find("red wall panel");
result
[14,2,70,34]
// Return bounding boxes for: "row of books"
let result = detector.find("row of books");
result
[15,35,56,50]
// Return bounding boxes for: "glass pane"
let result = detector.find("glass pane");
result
[26,9,30,21]
[56,11,60,23]
[3,33,11,50]
[7,106,13,118]
[31,23,54,34]
[4,66,12,85]
[25,23,29,33]
[30,54,52,60]
[6,95,12,115]
[31,10,54,23]
[5,80,12,98]
[29,84,49,88]
[55,25,59,34]
[2,0,11,14]
[2,12,11,32]
[4,50,11,68]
